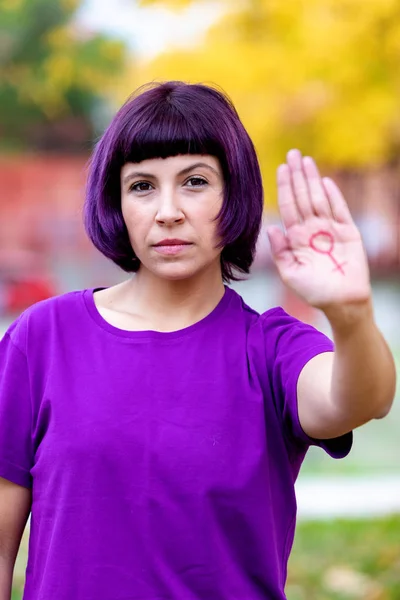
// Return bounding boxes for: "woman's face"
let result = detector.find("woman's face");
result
[120,154,224,281]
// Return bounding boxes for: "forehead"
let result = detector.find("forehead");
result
[120,154,221,177]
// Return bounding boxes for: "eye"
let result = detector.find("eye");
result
[185,177,208,188]
[129,181,153,193]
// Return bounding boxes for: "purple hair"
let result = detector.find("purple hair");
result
[84,81,263,282]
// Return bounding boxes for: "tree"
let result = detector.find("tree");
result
[131,0,400,204]
[0,0,127,152]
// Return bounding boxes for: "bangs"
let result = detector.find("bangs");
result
[118,102,224,166]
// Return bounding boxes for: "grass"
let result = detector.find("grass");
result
[287,516,400,600]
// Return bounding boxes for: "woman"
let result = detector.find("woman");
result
[0,81,396,600]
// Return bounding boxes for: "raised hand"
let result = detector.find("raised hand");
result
[267,149,371,310]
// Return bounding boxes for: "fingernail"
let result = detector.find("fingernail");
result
[287,149,302,166]
[277,164,288,180]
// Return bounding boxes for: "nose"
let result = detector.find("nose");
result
[155,188,185,225]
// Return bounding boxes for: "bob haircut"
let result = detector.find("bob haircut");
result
[84,81,263,282]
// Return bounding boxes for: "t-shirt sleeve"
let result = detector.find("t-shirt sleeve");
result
[0,321,33,488]
[262,307,352,460]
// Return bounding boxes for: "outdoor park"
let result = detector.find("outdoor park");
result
[1,0,400,598]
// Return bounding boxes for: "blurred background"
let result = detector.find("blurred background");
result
[1,0,399,598]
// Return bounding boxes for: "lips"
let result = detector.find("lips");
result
[153,239,192,247]
[152,239,194,256]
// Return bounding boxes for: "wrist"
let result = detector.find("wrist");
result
[322,298,375,336]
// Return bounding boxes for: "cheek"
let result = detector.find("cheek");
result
[122,203,149,237]
[121,198,131,226]
[204,203,223,237]
[195,196,222,226]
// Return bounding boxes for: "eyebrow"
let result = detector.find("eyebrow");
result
[122,162,220,185]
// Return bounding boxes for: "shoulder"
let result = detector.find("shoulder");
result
[228,286,298,334]
[229,287,332,354]
[259,305,334,371]
[4,289,89,353]
[259,306,313,339]
[258,303,329,345]
[227,287,302,354]
[18,289,86,326]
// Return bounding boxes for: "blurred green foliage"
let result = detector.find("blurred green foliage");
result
[0,0,127,152]
[288,516,400,599]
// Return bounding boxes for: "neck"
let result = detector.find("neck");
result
[121,264,226,329]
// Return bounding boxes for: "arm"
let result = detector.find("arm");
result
[0,477,31,600]
[298,300,396,440]
[267,149,396,441]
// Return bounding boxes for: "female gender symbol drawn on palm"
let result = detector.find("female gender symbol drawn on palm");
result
[309,231,346,275]
[266,149,371,308]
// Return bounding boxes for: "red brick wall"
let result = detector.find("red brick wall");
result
[0,154,91,257]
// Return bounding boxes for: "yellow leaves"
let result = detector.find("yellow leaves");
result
[8,32,124,119]
[122,0,400,205]
[43,54,74,89]
[316,87,399,168]
[3,62,68,119]
[60,0,80,11]
[17,75,68,119]
[75,66,110,94]
[45,25,72,51]
[1,0,24,12]
[100,39,125,63]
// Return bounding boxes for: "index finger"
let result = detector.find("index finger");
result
[277,164,301,229]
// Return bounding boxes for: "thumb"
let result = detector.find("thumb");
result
[266,226,294,275]
[266,226,291,261]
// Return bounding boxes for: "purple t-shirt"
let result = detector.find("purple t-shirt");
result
[0,285,352,599]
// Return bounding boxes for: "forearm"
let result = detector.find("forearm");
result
[0,557,13,600]
[326,300,396,423]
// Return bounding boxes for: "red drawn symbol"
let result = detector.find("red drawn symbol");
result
[309,231,346,275]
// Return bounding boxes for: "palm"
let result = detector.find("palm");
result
[267,150,371,310]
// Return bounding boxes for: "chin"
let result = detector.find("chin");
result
[144,258,213,281]
[154,265,200,281]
